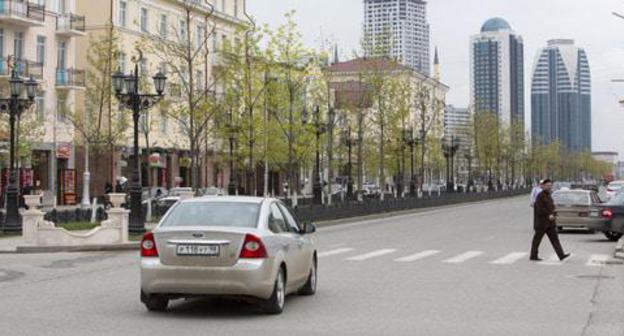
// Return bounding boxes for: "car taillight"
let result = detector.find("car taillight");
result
[141,232,159,257]
[239,234,268,259]
[602,209,613,220]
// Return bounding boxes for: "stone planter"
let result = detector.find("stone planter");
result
[108,193,126,208]
[179,190,195,201]
[24,194,42,208]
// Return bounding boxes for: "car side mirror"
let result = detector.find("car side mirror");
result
[303,222,316,234]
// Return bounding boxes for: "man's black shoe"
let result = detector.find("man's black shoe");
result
[559,253,571,261]
[530,257,543,261]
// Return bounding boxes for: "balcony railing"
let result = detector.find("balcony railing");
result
[0,0,45,23]
[56,68,85,88]
[0,58,43,79]
[56,13,85,34]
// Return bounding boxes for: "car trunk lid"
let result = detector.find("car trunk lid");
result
[154,226,253,267]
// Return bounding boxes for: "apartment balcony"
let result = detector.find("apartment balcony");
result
[0,58,43,79]
[55,68,85,90]
[56,13,86,37]
[0,0,45,27]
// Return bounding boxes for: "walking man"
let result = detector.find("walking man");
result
[530,179,571,261]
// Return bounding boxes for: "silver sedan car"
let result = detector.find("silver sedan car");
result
[140,197,318,314]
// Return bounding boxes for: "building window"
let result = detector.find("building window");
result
[57,41,66,69]
[36,94,45,120]
[194,25,202,50]
[118,52,126,73]
[196,70,203,91]
[159,14,167,38]
[58,0,67,14]
[119,0,127,28]
[234,0,238,17]
[221,0,226,13]
[56,97,66,122]
[159,110,167,134]
[0,29,3,61]
[159,61,167,75]
[13,32,24,60]
[36,36,46,65]
[179,20,187,42]
[140,7,149,33]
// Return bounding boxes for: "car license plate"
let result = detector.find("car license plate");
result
[176,244,220,256]
[590,211,599,217]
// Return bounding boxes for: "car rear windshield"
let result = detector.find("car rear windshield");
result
[160,202,260,228]
[607,192,624,205]
[553,192,589,205]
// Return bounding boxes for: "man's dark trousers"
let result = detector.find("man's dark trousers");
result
[530,226,565,259]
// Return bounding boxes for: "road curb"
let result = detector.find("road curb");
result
[615,236,624,260]
[13,242,140,254]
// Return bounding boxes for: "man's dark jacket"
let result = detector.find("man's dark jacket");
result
[534,190,555,230]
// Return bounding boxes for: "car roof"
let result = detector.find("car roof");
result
[181,196,275,205]
[554,189,590,194]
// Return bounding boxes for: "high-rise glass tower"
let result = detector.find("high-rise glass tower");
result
[363,0,430,75]
[531,39,591,152]
[470,18,524,127]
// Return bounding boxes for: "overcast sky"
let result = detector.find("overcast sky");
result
[248,0,624,157]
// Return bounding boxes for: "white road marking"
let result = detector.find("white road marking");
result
[347,249,397,261]
[394,250,441,262]
[443,251,484,264]
[318,248,354,258]
[586,254,609,267]
[490,252,528,265]
[539,253,573,265]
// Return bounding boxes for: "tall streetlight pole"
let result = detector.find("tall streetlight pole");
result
[112,50,167,234]
[403,128,418,197]
[441,135,460,193]
[343,125,359,199]
[303,105,327,205]
[226,108,240,196]
[0,56,38,233]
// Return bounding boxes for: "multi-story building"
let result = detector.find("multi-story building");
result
[363,0,430,75]
[444,105,471,151]
[324,57,448,189]
[75,0,246,199]
[531,39,591,152]
[0,0,86,205]
[470,17,524,128]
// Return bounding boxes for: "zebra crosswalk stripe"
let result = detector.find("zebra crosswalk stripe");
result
[586,254,609,267]
[394,250,441,262]
[443,251,484,264]
[319,248,354,258]
[347,249,397,261]
[490,252,528,265]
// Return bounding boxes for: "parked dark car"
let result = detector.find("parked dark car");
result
[552,190,603,232]
[595,192,624,241]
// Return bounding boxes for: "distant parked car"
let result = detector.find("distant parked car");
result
[606,180,624,199]
[596,191,624,241]
[140,197,318,314]
[552,190,602,232]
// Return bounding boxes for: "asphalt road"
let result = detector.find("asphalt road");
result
[1,196,623,336]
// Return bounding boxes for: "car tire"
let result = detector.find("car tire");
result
[604,231,623,242]
[141,291,168,312]
[298,257,317,296]
[263,268,286,315]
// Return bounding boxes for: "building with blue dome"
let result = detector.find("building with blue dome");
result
[470,18,524,131]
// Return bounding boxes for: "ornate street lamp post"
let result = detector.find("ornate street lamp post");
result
[0,57,38,233]
[303,105,327,205]
[441,135,460,193]
[465,148,474,192]
[343,125,359,199]
[403,128,418,197]
[112,51,167,234]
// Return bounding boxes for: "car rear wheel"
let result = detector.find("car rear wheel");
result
[141,291,168,312]
[298,258,317,296]
[604,231,623,242]
[263,268,285,315]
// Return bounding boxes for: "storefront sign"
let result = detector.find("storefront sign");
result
[56,142,72,159]
[179,157,192,168]
[149,153,165,168]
